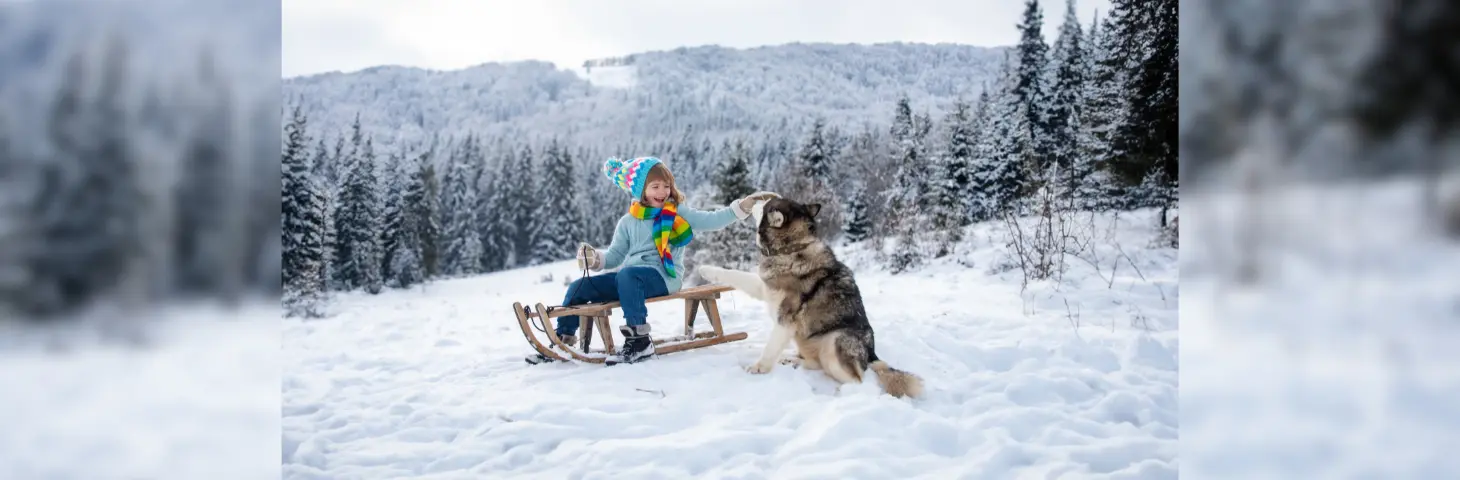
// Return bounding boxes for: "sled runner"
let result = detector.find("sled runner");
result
[515,284,749,364]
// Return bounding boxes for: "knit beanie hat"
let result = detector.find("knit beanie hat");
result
[602,156,663,199]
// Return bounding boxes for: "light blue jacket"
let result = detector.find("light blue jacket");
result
[600,203,745,293]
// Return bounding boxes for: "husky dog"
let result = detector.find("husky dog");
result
[698,197,924,399]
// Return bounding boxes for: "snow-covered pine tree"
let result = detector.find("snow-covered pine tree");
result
[332,116,385,294]
[388,153,428,288]
[477,141,514,272]
[309,136,333,191]
[1014,0,1053,182]
[1073,10,1122,211]
[675,127,704,189]
[1046,0,1086,196]
[690,137,759,274]
[843,181,872,244]
[925,149,964,257]
[175,75,241,299]
[888,96,922,210]
[324,136,346,191]
[282,104,329,315]
[14,49,145,316]
[976,54,1030,217]
[1106,0,1176,214]
[942,99,977,226]
[419,157,442,278]
[714,137,755,204]
[510,143,537,267]
[799,117,834,181]
[789,118,844,240]
[531,139,585,265]
[441,136,484,275]
[885,96,928,272]
[377,149,406,280]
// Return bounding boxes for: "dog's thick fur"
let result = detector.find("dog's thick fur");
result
[698,197,924,399]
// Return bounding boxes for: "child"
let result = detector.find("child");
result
[545,156,775,365]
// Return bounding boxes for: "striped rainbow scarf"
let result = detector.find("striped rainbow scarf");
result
[628,199,693,278]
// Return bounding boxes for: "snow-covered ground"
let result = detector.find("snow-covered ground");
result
[282,210,1178,479]
[1181,177,1460,478]
[0,302,283,479]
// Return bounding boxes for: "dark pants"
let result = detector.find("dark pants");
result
[555,266,669,337]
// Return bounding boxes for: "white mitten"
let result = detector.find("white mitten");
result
[733,191,780,219]
[575,243,604,271]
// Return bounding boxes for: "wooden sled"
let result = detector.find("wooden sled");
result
[515,284,749,364]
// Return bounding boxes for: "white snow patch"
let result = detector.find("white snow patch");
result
[0,301,283,479]
[284,209,1178,478]
[1183,177,1460,477]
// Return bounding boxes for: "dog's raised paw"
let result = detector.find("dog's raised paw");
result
[745,361,774,374]
[699,266,724,282]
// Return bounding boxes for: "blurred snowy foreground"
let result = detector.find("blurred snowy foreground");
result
[282,209,1178,479]
[0,302,283,479]
[1181,177,1460,478]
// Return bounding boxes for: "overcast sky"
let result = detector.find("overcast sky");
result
[283,0,1111,78]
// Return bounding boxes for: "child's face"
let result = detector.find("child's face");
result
[643,180,671,207]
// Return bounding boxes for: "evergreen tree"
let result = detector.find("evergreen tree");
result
[309,137,332,189]
[509,144,537,267]
[689,137,761,274]
[1046,0,1087,192]
[1107,0,1177,215]
[888,96,923,208]
[925,149,964,256]
[531,139,585,264]
[843,181,872,243]
[975,55,1030,217]
[478,142,514,272]
[377,150,406,278]
[174,76,240,298]
[420,158,442,277]
[1014,0,1053,179]
[798,117,835,182]
[16,48,144,316]
[441,137,484,275]
[885,95,931,271]
[1074,11,1123,211]
[388,154,428,288]
[332,116,384,294]
[282,105,328,315]
[714,137,755,204]
[943,99,978,225]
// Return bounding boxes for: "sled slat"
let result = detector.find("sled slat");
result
[541,284,734,318]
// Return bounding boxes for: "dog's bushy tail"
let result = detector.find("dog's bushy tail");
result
[870,360,924,399]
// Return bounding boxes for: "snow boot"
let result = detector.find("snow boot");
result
[605,324,654,366]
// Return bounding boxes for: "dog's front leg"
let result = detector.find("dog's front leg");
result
[747,322,793,374]
[698,265,767,301]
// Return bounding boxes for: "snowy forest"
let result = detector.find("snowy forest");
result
[281,0,1178,317]
[0,0,280,321]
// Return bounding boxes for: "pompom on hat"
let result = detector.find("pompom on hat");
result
[602,156,664,199]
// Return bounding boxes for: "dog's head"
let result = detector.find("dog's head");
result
[754,197,821,253]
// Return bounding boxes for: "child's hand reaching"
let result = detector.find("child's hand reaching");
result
[739,191,779,210]
[733,191,780,219]
[576,243,604,271]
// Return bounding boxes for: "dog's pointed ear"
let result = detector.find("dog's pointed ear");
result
[806,203,821,218]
